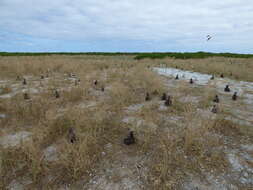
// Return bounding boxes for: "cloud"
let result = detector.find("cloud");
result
[0,0,252,52]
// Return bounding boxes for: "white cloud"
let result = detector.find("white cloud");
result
[0,0,253,52]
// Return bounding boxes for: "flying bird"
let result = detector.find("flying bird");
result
[206,35,212,41]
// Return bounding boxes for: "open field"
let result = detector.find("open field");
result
[0,55,253,189]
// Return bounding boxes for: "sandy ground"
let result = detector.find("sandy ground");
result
[1,66,252,190]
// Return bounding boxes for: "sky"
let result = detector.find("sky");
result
[0,0,253,53]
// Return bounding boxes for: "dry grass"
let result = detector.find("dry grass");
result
[144,111,232,189]
[0,86,12,95]
[154,57,253,82]
[0,55,252,189]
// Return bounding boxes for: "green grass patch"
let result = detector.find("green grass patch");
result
[1,51,253,60]
[0,52,137,56]
[134,52,253,60]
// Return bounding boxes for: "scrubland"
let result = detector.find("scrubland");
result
[0,55,252,189]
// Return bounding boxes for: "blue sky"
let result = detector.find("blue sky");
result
[0,0,253,53]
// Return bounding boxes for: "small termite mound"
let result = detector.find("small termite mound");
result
[55,90,60,98]
[232,92,237,101]
[23,93,30,100]
[152,90,159,95]
[145,92,151,101]
[123,131,135,145]
[69,73,76,78]
[23,78,27,85]
[68,127,77,143]
[224,85,230,92]
[211,105,218,113]
[161,93,167,101]
[164,96,172,106]
[213,95,219,103]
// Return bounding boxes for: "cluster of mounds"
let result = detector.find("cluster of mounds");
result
[7,71,109,143]
[0,55,252,189]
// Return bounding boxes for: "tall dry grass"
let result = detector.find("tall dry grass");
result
[153,57,253,82]
[0,55,252,189]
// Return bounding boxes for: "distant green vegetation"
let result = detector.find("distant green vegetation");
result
[0,52,138,56]
[1,51,253,59]
[134,52,253,60]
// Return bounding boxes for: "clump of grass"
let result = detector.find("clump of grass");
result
[108,81,138,107]
[1,142,46,186]
[149,133,185,189]
[212,117,253,138]
[129,66,167,94]
[38,116,72,147]
[0,86,12,95]
[0,99,6,112]
[198,86,216,108]
[147,113,229,189]
[62,87,84,103]
[58,135,101,180]
[5,96,52,126]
